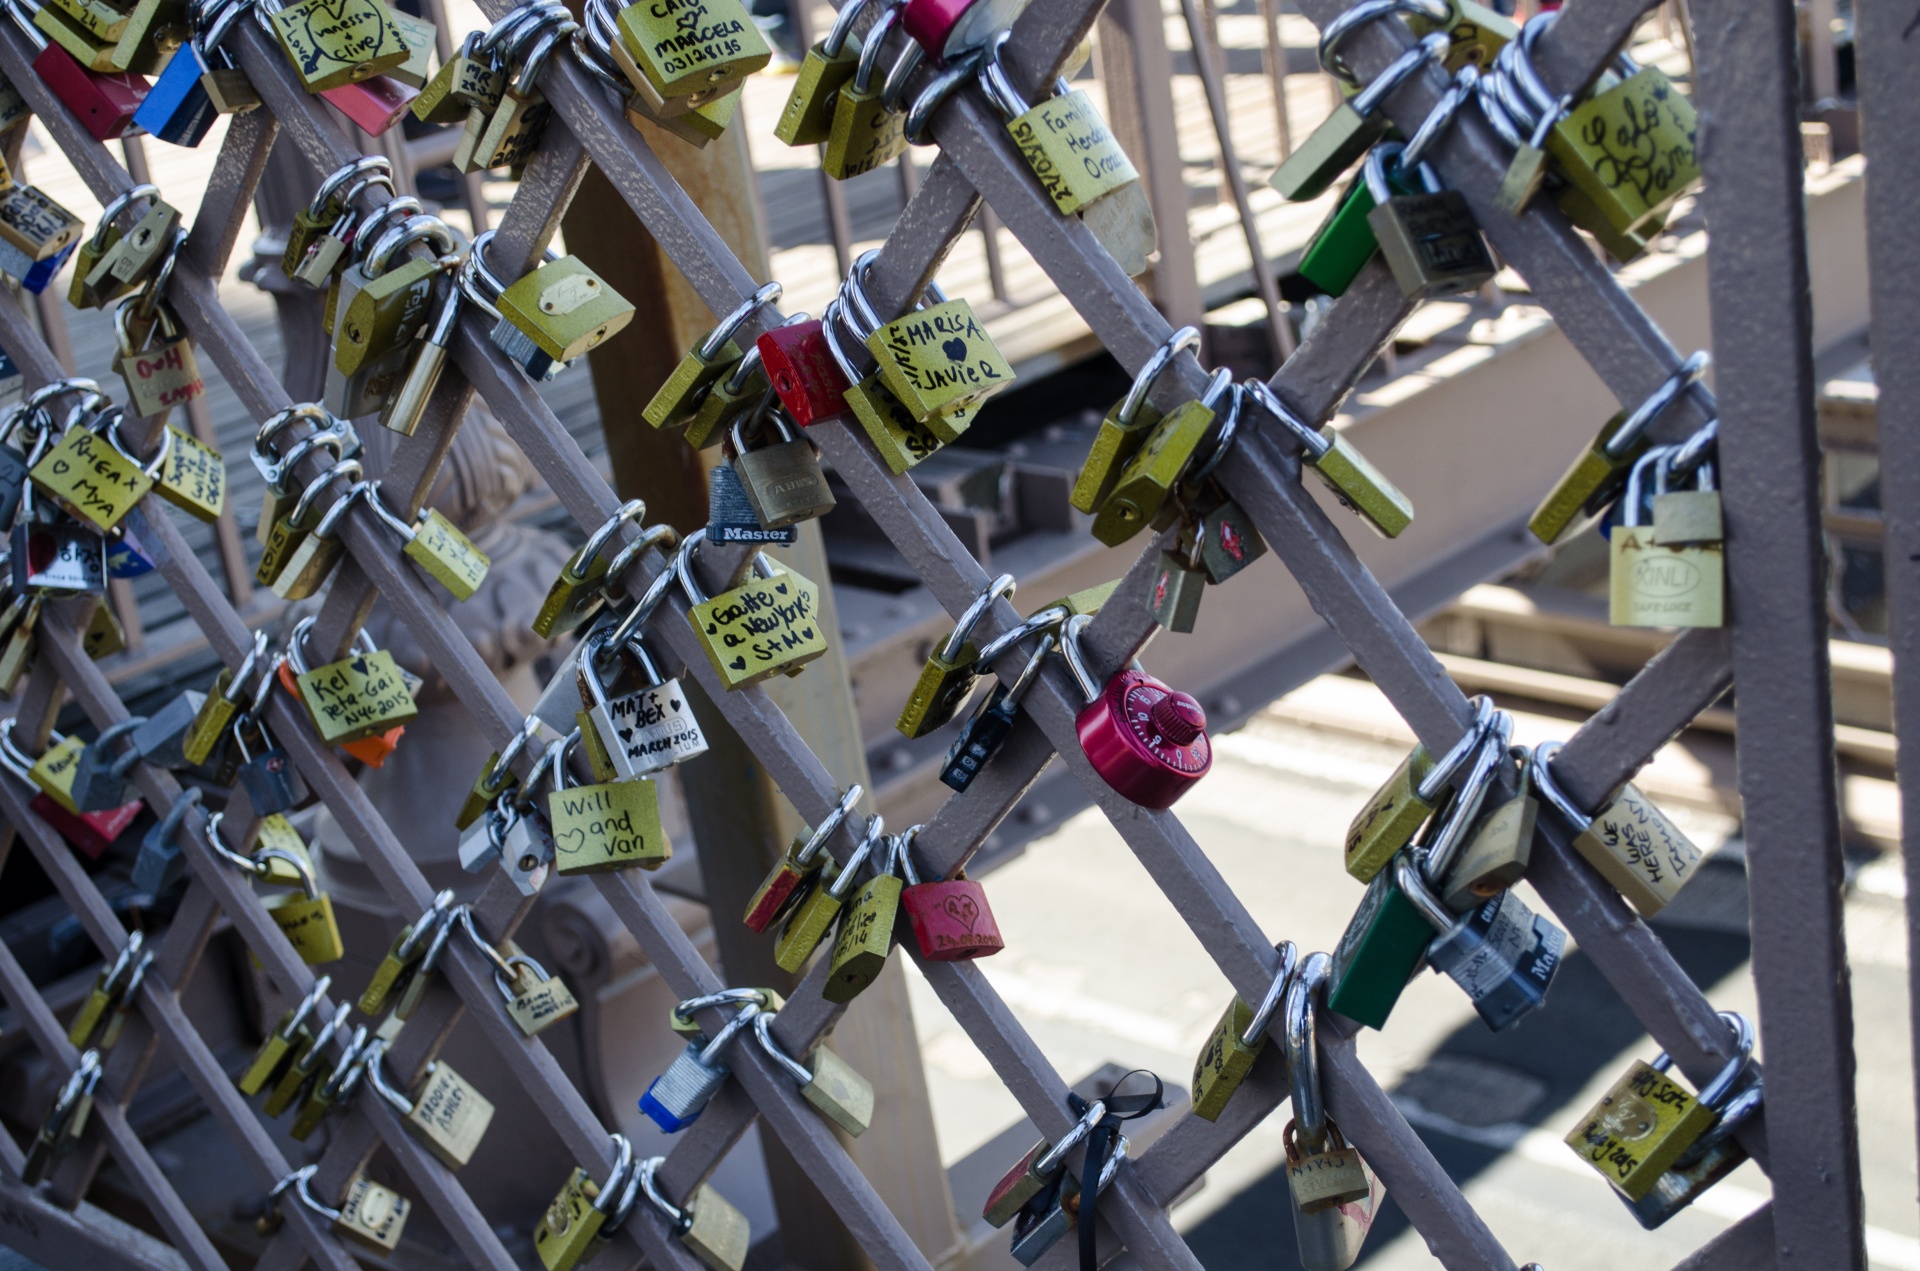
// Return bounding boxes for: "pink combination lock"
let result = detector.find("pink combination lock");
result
[319,75,420,136]
[1061,613,1210,809]
[34,43,149,141]
[901,0,1032,61]
[31,793,143,860]
[757,318,850,426]
[897,825,1003,961]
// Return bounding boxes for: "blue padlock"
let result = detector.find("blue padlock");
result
[638,1003,759,1132]
[133,43,218,147]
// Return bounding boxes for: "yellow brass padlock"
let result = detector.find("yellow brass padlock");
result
[865,297,1014,422]
[1246,379,1412,539]
[263,852,345,965]
[1532,743,1703,918]
[821,8,906,180]
[1074,326,1197,513]
[680,537,828,690]
[646,282,781,429]
[294,644,420,748]
[30,425,152,532]
[615,0,769,100]
[269,0,412,91]
[1090,396,1214,546]
[495,255,636,367]
[550,774,672,874]
[155,425,224,521]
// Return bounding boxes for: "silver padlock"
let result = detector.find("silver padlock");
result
[582,633,709,778]
[639,1003,760,1133]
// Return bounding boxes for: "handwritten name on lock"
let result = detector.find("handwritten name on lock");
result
[274,0,407,81]
[605,685,703,767]
[630,0,756,83]
[31,428,150,530]
[296,649,419,745]
[160,426,223,519]
[1009,90,1138,216]
[870,301,1013,415]
[122,343,205,413]
[0,190,78,254]
[1590,789,1696,889]
[693,571,827,681]
[551,782,669,869]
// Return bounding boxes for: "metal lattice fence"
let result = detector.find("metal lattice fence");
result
[0,0,1871,1266]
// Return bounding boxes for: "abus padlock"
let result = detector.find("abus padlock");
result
[1394,853,1563,1032]
[639,1003,760,1133]
[1060,614,1210,809]
[1361,142,1495,299]
[753,1011,875,1137]
[897,825,1003,961]
[730,414,836,528]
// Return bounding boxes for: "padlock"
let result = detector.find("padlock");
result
[1345,698,1497,882]
[824,821,902,1003]
[897,572,1016,739]
[744,784,861,933]
[1528,351,1709,544]
[1362,142,1495,298]
[1566,1011,1754,1202]
[1007,1137,1127,1266]
[774,0,863,144]
[543,725,668,871]
[1406,0,1514,70]
[1243,378,1412,537]
[283,158,389,279]
[616,0,768,102]
[33,0,173,74]
[76,192,178,307]
[114,306,206,420]
[1271,32,1447,200]
[290,1023,370,1139]
[1652,449,1723,547]
[941,630,1054,794]
[836,341,962,474]
[534,500,644,636]
[1074,328,1198,514]
[1060,614,1211,809]
[639,1002,760,1132]
[1286,1119,1373,1214]
[333,1172,411,1252]
[1396,852,1563,1031]
[360,890,452,1014]
[1148,534,1208,634]
[1279,950,1383,1271]
[680,532,829,687]
[268,0,412,91]
[576,631,705,778]
[977,34,1155,276]
[262,1003,348,1117]
[180,631,264,767]
[380,272,464,437]
[1089,375,1221,547]
[28,28,148,141]
[497,949,581,1036]
[647,282,782,427]
[132,34,219,145]
[1531,741,1702,917]
[982,1109,1098,1229]
[12,504,107,596]
[1191,942,1295,1120]
[755,318,848,427]
[234,719,302,816]
[263,850,346,965]
[635,1158,750,1271]
[62,714,143,812]
[21,1050,103,1185]
[705,460,793,545]
[29,420,151,532]
[898,828,1004,961]
[493,254,634,376]
[774,816,881,972]
[752,1010,875,1136]
[1608,444,1722,628]
[1440,745,1537,910]
[267,465,362,600]
[365,1041,496,1168]
[153,425,223,521]
[414,31,501,122]
[334,248,441,379]
[1621,1076,1762,1230]
[822,7,906,180]
[66,931,149,1050]
[495,798,556,897]
[864,296,1013,423]
[729,413,836,528]
[293,638,420,748]
[900,0,1024,60]
[0,182,81,293]
[239,975,330,1095]
[130,785,200,895]
[535,1137,636,1271]
[393,907,458,1020]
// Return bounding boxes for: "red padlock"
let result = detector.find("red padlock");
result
[901,0,1031,62]
[34,42,148,141]
[319,75,419,136]
[757,318,850,427]
[1061,613,1210,809]
[31,792,142,859]
[897,825,1003,961]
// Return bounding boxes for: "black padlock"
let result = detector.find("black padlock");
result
[131,788,202,897]
[236,719,301,815]
[0,441,29,531]
[940,632,1054,793]
[68,715,147,812]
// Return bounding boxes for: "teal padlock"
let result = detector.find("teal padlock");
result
[1324,860,1436,1030]
[1297,143,1428,298]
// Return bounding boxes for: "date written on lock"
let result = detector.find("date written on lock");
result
[294,648,420,747]
[690,569,828,688]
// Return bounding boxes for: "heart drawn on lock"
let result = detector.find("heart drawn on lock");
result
[774,582,789,595]
[799,627,816,641]
[729,656,747,671]
[706,622,718,634]
[351,656,369,675]
[942,338,967,362]
[942,895,979,931]
[556,826,586,857]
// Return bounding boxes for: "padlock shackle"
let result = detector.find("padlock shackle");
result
[288,460,364,532]
[1399,65,1477,172]
[1667,418,1719,481]
[697,282,785,364]
[882,39,925,114]
[637,1156,695,1233]
[1414,695,1495,803]
[397,890,457,963]
[694,1001,762,1065]
[976,29,1030,119]
[1618,444,1672,529]
[1055,613,1104,704]
[1605,351,1712,459]
[674,527,714,606]
[1361,141,1441,207]
[941,572,1018,662]
[905,42,988,144]
[1350,32,1449,119]
[605,540,684,649]
[295,1003,353,1077]
[1653,1010,1755,1111]
[977,604,1067,669]
[1118,327,1202,427]
[821,0,873,58]
[1284,951,1331,1146]
[1243,377,1333,461]
[894,823,928,885]
[825,814,887,900]
[99,928,145,994]
[821,299,869,385]
[1033,1098,1106,1176]
[1392,850,1460,936]
[277,973,333,1041]
[361,1038,418,1115]
[306,157,392,220]
[752,1010,818,1086]
[146,785,204,858]
[793,783,865,868]
[493,952,555,1003]
[852,4,901,94]
[86,712,149,778]
[1420,709,1512,883]
[1472,59,1528,149]
[223,630,270,703]
[673,987,779,1030]
[1315,0,1448,83]
[478,718,542,800]
[603,523,680,600]
[88,184,162,253]
[1242,940,1298,1049]
[315,1024,372,1103]
[451,903,518,980]
[256,846,320,900]
[367,217,460,277]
